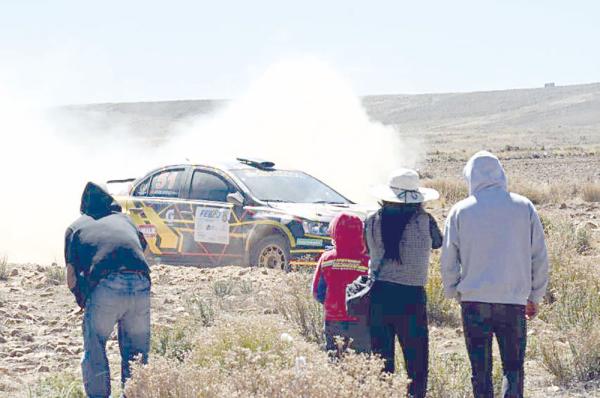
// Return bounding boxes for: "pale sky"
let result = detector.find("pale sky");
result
[1,0,599,105]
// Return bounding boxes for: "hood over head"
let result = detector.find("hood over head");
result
[80,182,122,219]
[463,151,507,195]
[328,212,365,257]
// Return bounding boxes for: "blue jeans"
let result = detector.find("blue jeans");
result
[82,272,151,398]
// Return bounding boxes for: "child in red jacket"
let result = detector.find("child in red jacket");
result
[312,212,370,355]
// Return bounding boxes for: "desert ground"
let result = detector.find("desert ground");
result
[2,83,600,397]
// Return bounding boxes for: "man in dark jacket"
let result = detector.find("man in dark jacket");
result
[65,182,151,398]
[312,212,370,355]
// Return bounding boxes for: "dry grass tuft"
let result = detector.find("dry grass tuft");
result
[426,255,461,327]
[537,214,600,386]
[126,316,407,398]
[423,179,468,206]
[582,183,600,202]
[0,256,9,281]
[44,265,66,286]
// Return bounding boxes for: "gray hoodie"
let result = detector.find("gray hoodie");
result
[441,151,549,305]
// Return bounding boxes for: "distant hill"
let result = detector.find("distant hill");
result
[55,82,600,143]
[363,82,600,135]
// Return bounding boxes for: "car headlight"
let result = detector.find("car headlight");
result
[302,220,329,236]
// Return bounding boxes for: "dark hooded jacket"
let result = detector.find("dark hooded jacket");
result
[311,213,369,321]
[65,182,150,306]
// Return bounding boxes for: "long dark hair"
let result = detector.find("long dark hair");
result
[381,201,421,262]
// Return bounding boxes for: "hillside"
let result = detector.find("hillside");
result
[55,82,600,147]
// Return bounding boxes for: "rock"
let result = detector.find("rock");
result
[559,203,567,209]
[37,365,50,373]
[56,346,74,355]
[9,268,18,277]
[21,334,34,342]
[0,336,6,343]
[238,269,249,276]
[261,269,268,275]
[163,297,175,305]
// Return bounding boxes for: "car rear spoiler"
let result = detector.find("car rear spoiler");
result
[106,178,137,196]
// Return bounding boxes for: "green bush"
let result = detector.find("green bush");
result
[212,279,236,298]
[426,255,461,327]
[184,294,216,327]
[272,273,324,345]
[29,373,85,398]
[151,321,195,362]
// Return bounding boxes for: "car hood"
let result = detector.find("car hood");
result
[261,202,376,222]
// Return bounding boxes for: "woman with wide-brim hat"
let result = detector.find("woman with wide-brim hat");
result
[365,168,442,398]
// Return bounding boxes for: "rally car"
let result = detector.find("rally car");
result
[108,158,370,270]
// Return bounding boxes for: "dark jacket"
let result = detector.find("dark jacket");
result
[312,213,369,322]
[65,182,150,307]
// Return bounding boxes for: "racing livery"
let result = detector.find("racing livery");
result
[110,158,370,270]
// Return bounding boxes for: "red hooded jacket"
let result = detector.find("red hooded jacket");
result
[312,213,369,322]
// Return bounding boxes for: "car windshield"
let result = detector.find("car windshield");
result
[231,169,351,204]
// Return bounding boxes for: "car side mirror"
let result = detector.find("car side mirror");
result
[226,192,244,206]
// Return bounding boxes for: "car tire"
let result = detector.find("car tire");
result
[251,235,291,272]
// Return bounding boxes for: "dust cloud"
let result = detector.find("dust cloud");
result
[168,57,422,203]
[0,56,422,264]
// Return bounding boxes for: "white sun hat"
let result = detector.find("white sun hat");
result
[370,168,440,203]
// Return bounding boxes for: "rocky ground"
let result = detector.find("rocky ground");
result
[1,149,599,397]
[0,264,289,397]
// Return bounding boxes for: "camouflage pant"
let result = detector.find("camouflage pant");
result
[461,302,527,398]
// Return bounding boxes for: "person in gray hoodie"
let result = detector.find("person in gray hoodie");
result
[441,151,549,398]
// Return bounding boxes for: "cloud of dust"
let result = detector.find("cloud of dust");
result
[0,86,158,264]
[167,57,423,203]
[0,56,423,264]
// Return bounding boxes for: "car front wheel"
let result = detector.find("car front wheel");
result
[251,235,290,272]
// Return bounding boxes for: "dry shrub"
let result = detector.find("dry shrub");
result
[0,256,9,281]
[541,327,600,386]
[184,294,217,327]
[582,183,600,202]
[271,272,324,345]
[44,264,66,285]
[426,255,460,327]
[126,316,407,398]
[429,350,503,398]
[423,179,468,206]
[537,214,600,386]
[509,180,553,205]
[212,278,236,298]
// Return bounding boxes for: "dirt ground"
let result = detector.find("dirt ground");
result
[1,149,599,397]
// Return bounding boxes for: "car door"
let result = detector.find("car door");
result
[181,168,245,266]
[126,167,190,262]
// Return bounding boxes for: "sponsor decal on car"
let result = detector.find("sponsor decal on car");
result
[296,238,323,247]
[138,224,157,237]
[194,207,232,244]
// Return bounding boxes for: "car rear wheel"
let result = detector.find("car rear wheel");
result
[251,235,290,272]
